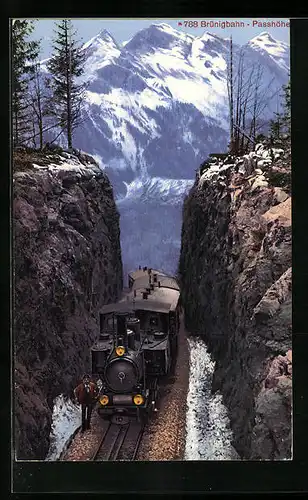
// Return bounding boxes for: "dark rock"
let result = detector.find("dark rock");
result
[13,155,123,459]
[179,147,292,459]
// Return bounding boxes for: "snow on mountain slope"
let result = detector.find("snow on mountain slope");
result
[118,175,194,205]
[248,32,289,72]
[71,23,289,195]
[81,30,121,80]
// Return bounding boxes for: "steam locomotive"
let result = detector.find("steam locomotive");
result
[90,267,181,423]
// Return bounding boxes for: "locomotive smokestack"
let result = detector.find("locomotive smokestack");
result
[127,317,140,341]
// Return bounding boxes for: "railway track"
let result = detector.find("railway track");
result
[92,419,144,461]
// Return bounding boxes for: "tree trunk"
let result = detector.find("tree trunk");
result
[230,37,234,153]
[65,23,72,150]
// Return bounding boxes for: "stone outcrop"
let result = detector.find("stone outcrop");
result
[179,143,292,459]
[13,150,123,459]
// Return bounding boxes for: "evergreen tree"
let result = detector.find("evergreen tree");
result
[281,80,291,139]
[269,80,291,146]
[11,20,40,147]
[269,112,283,144]
[47,20,86,149]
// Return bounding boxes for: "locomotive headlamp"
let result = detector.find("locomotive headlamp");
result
[115,346,125,356]
[99,395,109,406]
[133,394,144,406]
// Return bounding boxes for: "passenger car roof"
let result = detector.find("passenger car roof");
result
[100,269,180,314]
[128,268,166,281]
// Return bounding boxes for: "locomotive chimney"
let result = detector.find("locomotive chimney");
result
[126,329,135,350]
[127,317,141,341]
[153,273,158,283]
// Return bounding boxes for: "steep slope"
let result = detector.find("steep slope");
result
[13,148,123,459]
[179,143,292,459]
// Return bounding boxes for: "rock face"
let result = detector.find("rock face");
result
[179,144,292,459]
[13,150,123,459]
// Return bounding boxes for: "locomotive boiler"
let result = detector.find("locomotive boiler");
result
[90,267,181,422]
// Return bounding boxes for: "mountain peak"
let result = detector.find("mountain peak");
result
[82,29,119,52]
[249,31,278,45]
[97,29,116,43]
[247,31,289,71]
[123,22,194,54]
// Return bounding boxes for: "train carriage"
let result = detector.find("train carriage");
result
[90,267,181,423]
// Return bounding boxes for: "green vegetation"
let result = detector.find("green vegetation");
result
[46,20,86,150]
[269,80,291,147]
[11,19,86,151]
[12,20,40,147]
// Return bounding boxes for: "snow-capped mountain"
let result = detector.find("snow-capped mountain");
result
[70,24,289,197]
[247,31,289,72]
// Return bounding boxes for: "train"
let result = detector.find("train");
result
[90,266,181,424]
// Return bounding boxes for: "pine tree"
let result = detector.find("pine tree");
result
[47,20,86,150]
[281,80,291,139]
[269,80,291,146]
[11,20,40,147]
[269,112,283,144]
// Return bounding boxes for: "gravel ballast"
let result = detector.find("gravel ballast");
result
[136,315,190,460]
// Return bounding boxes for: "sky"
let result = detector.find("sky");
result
[23,18,290,60]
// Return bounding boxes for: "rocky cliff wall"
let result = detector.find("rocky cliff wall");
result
[13,149,123,459]
[179,144,292,459]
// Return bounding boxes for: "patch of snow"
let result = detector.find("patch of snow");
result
[248,32,289,71]
[122,39,131,47]
[118,175,194,205]
[32,155,100,176]
[185,337,239,460]
[45,394,81,461]
[91,153,105,169]
[198,162,233,186]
